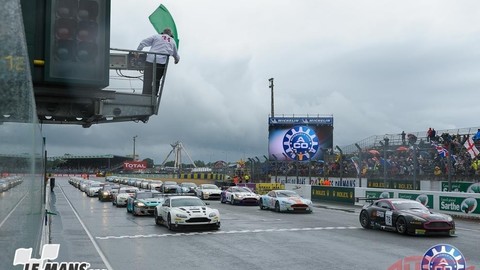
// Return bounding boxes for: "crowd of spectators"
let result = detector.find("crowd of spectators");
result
[267,128,480,182]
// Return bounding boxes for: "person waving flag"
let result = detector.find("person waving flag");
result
[464,136,480,159]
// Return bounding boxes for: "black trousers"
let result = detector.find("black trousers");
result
[143,61,166,95]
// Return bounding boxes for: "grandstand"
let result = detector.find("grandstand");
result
[48,154,131,175]
[341,126,480,154]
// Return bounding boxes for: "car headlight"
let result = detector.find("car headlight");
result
[176,213,188,218]
[281,200,293,205]
[203,191,210,195]
[445,216,453,222]
[136,202,145,207]
[234,194,243,198]
[102,192,109,195]
[209,212,217,217]
[412,216,427,222]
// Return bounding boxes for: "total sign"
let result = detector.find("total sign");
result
[123,161,148,170]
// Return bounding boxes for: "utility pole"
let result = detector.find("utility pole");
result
[269,78,274,117]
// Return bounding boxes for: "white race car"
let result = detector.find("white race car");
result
[154,196,220,231]
[114,187,139,207]
[221,186,260,205]
[259,190,313,213]
[196,184,221,200]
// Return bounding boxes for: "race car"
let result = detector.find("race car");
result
[221,186,260,205]
[259,190,313,213]
[196,184,222,200]
[114,187,139,207]
[154,196,220,231]
[98,184,120,202]
[85,182,105,197]
[359,198,455,236]
[126,190,165,216]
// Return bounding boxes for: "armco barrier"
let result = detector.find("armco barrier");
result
[355,187,480,219]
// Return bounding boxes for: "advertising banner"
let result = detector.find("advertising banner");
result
[439,196,480,214]
[311,186,355,204]
[123,161,147,170]
[268,116,333,162]
[367,179,418,190]
[255,183,284,195]
[365,190,394,199]
[441,181,480,193]
[398,193,434,209]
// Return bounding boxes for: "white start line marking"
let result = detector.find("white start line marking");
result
[96,226,360,240]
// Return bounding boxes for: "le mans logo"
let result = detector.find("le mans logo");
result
[13,244,90,270]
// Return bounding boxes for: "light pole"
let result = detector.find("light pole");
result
[132,135,138,161]
[355,143,362,187]
[379,137,388,188]
[336,145,343,182]
[268,78,274,117]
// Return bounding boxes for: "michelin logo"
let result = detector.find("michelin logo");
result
[13,244,98,270]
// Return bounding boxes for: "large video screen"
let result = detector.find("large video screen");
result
[268,116,333,162]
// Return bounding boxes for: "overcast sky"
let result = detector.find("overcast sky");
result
[41,0,480,164]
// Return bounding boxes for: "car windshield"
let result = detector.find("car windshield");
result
[202,185,219,190]
[136,192,154,199]
[277,191,299,198]
[181,183,196,187]
[121,189,137,193]
[231,187,249,192]
[171,198,205,207]
[392,201,428,211]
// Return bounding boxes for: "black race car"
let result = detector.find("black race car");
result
[359,198,455,236]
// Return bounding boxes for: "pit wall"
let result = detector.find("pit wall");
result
[271,176,480,194]
[355,187,480,219]
[282,183,480,219]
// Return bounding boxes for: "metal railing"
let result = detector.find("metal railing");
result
[109,48,171,116]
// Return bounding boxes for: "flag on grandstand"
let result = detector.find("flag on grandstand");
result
[351,157,360,175]
[149,4,180,48]
[431,142,449,157]
[464,137,480,159]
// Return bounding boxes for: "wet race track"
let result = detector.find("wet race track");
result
[50,177,480,270]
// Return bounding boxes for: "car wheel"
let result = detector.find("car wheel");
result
[396,216,408,234]
[230,196,235,205]
[154,210,162,225]
[167,214,175,231]
[359,210,371,229]
[275,201,280,212]
[259,199,266,210]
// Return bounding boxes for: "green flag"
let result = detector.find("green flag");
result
[149,4,179,49]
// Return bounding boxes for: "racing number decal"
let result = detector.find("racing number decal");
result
[385,211,393,226]
[162,35,171,42]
